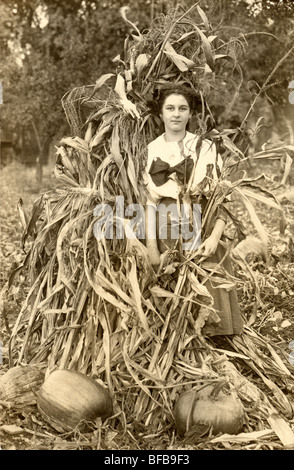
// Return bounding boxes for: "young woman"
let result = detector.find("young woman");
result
[145,84,243,336]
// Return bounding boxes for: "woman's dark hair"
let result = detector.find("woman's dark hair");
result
[149,83,201,115]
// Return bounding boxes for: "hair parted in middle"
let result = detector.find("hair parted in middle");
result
[149,83,202,116]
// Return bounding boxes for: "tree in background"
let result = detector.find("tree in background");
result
[0,0,154,182]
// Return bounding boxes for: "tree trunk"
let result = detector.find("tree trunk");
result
[35,153,43,188]
[31,119,43,189]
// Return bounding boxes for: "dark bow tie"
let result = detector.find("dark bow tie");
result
[149,156,194,187]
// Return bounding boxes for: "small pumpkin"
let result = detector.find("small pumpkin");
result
[174,381,245,438]
[0,365,45,406]
[37,369,113,432]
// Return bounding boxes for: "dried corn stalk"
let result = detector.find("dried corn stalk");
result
[4,4,294,438]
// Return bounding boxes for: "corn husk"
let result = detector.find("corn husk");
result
[3,4,294,441]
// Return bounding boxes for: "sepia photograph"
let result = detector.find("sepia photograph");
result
[0,0,294,455]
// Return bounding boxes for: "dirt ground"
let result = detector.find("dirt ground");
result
[0,158,294,451]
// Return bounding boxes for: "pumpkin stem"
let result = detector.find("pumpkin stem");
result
[209,379,228,400]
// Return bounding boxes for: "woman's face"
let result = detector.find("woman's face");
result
[160,93,192,136]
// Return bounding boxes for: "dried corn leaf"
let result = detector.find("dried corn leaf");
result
[267,413,294,448]
[94,267,134,308]
[60,136,89,153]
[280,153,292,184]
[257,373,293,418]
[150,286,180,298]
[21,195,44,246]
[128,257,150,334]
[135,53,150,78]
[194,306,220,335]
[210,429,274,444]
[90,125,112,150]
[110,125,133,203]
[187,271,212,297]
[17,198,29,231]
[196,5,210,30]
[192,24,214,71]
[163,42,195,72]
[93,73,115,93]
[234,187,269,251]
[240,187,283,212]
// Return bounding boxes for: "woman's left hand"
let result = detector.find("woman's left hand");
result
[195,235,219,263]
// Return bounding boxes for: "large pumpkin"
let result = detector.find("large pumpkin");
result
[174,382,244,438]
[37,369,113,432]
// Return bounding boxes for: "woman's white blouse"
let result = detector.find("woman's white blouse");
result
[145,132,223,206]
